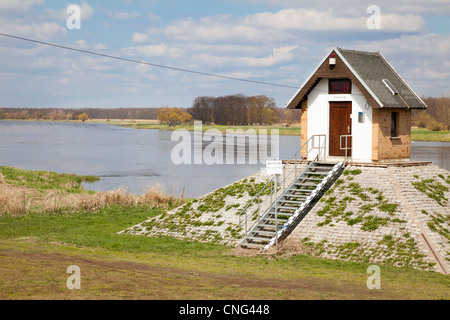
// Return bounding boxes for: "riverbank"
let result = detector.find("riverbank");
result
[0,166,448,300]
[0,166,182,215]
[99,119,450,141]
[82,119,450,141]
[410,127,450,142]
[94,119,302,136]
[2,119,450,141]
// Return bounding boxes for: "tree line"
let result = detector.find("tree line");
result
[0,94,301,125]
[413,94,450,131]
[0,107,160,121]
[190,94,279,125]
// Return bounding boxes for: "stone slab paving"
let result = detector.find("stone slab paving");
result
[288,164,449,273]
[121,162,450,273]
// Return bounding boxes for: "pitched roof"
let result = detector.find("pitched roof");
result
[286,47,427,110]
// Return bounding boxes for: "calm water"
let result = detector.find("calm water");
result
[0,121,298,198]
[0,121,448,198]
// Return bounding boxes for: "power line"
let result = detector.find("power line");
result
[0,32,299,89]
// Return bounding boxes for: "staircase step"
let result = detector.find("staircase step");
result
[245,236,272,242]
[241,242,266,249]
[262,217,289,224]
[257,222,283,228]
[300,178,323,181]
[265,212,292,218]
[281,196,308,202]
[287,189,311,195]
[274,201,299,206]
[273,206,297,211]
[277,199,304,204]
[311,168,334,171]
[287,188,314,193]
[294,183,319,187]
[251,229,277,235]
[266,211,293,217]
[304,171,329,175]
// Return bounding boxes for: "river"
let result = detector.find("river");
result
[0,121,448,198]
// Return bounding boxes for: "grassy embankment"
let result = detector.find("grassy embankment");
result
[0,166,448,300]
[411,128,450,142]
[4,118,450,141]
[97,119,450,141]
[91,119,302,136]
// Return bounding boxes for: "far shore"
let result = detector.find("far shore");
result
[1,118,449,141]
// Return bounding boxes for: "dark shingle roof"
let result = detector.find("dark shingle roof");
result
[286,47,427,110]
[337,48,426,109]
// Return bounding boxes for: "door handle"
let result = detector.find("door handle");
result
[347,126,350,133]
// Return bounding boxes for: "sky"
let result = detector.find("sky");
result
[0,0,449,109]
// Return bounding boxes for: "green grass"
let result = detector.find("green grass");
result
[0,166,99,194]
[1,203,449,299]
[411,128,450,142]
[0,204,224,255]
[0,167,449,300]
[108,121,301,136]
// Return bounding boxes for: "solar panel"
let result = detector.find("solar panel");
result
[382,79,399,95]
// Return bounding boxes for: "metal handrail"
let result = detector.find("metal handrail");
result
[237,175,274,234]
[237,134,327,237]
[340,135,352,160]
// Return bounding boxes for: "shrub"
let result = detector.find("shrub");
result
[426,118,445,131]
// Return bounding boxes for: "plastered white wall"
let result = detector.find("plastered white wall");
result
[306,78,373,162]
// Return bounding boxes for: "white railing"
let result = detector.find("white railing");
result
[340,135,352,160]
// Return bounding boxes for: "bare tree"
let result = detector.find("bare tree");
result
[190,96,214,124]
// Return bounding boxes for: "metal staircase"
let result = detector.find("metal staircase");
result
[239,160,344,249]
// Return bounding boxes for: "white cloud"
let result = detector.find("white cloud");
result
[76,39,88,49]
[146,8,427,47]
[244,9,426,32]
[148,13,160,22]
[356,33,450,57]
[0,0,45,10]
[122,44,185,59]
[136,44,168,57]
[0,1,447,108]
[79,1,94,20]
[195,46,298,68]
[132,32,149,43]
[232,0,450,17]
[94,43,107,50]
[0,20,67,41]
[37,1,94,23]
[109,11,140,20]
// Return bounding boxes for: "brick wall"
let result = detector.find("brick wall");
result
[372,108,411,161]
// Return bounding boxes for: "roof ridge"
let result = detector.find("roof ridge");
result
[337,47,378,55]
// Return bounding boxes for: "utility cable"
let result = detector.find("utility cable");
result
[0,32,299,89]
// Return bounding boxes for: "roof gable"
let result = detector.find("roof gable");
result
[286,48,427,110]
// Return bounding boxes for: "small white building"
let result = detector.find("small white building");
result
[286,48,427,162]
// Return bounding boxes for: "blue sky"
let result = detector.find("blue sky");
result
[0,0,449,109]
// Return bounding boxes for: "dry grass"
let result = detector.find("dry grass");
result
[139,184,184,209]
[0,173,37,216]
[0,184,32,216]
[40,187,138,214]
[0,174,184,216]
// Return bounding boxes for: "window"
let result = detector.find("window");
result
[391,112,398,137]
